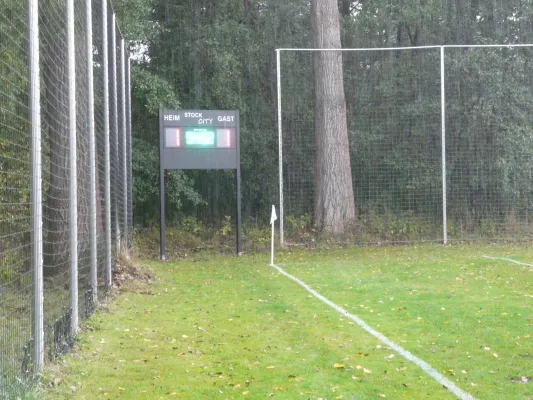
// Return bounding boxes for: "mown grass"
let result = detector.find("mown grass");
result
[277,244,533,400]
[43,244,532,399]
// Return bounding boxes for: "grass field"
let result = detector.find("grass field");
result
[43,244,532,399]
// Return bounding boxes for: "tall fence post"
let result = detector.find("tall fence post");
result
[87,0,98,304]
[29,0,44,375]
[126,55,133,255]
[110,13,120,255]
[276,49,284,247]
[67,0,79,333]
[102,0,112,288]
[440,46,448,245]
[120,38,128,255]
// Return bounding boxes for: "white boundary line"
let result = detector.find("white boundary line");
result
[483,255,533,267]
[270,263,477,400]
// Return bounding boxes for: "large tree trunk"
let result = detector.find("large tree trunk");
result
[311,0,356,233]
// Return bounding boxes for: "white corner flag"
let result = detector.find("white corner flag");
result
[270,205,278,225]
[270,205,277,266]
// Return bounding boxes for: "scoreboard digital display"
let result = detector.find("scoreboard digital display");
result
[164,127,236,149]
[185,128,216,146]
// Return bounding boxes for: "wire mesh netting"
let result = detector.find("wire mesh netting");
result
[280,49,442,243]
[0,0,132,396]
[40,0,73,360]
[279,46,533,244]
[0,0,33,396]
[445,47,533,240]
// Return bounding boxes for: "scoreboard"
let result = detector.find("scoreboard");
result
[160,109,239,170]
[159,109,242,259]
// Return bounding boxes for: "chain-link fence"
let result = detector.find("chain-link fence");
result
[0,0,132,397]
[277,45,533,245]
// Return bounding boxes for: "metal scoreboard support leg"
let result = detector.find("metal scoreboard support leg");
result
[235,111,242,255]
[236,168,242,255]
[159,110,166,261]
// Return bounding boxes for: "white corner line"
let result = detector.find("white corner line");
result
[270,263,477,400]
[483,255,533,267]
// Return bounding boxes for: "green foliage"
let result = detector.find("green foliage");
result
[357,210,439,242]
[244,226,271,248]
[0,1,31,289]
[131,66,180,116]
[111,0,533,239]
[180,216,205,235]
[132,137,204,226]
[216,215,232,237]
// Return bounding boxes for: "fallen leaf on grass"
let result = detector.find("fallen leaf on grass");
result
[333,363,345,369]
[445,370,455,376]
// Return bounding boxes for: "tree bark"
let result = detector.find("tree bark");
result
[311,0,356,234]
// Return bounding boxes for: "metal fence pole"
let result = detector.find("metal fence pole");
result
[102,0,112,288]
[87,0,98,303]
[126,55,133,255]
[276,49,284,247]
[67,0,79,332]
[110,13,120,255]
[120,38,128,255]
[29,0,44,375]
[440,46,448,245]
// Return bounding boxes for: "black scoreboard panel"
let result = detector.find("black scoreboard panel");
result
[160,109,239,170]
